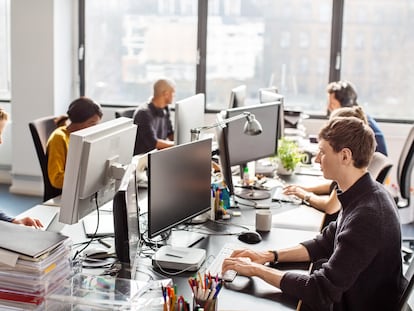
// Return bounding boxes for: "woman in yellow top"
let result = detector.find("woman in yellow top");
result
[46,97,103,191]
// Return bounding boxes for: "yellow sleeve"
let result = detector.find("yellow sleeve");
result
[46,128,69,189]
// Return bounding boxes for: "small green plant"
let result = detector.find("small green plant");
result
[276,137,304,172]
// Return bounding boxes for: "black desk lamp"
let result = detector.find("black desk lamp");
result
[190,111,262,142]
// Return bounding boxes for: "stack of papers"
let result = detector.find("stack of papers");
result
[0,222,72,309]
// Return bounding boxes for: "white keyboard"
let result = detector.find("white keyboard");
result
[271,187,300,204]
[205,243,238,282]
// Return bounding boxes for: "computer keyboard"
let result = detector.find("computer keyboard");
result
[205,243,238,282]
[271,187,300,204]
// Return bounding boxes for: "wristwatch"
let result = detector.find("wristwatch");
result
[303,193,312,205]
[269,250,278,264]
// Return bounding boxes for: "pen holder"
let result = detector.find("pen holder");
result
[193,295,218,311]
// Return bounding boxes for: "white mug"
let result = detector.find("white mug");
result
[256,210,272,232]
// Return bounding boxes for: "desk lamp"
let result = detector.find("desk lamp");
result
[190,111,262,141]
[190,112,264,217]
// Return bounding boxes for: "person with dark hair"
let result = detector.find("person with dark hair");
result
[223,116,405,310]
[326,80,388,155]
[46,97,103,190]
[133,78,175,155]
[0,108,43,228]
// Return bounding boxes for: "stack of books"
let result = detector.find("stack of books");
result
[0,221,72,310]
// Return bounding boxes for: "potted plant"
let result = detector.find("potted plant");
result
[276,137,304,175]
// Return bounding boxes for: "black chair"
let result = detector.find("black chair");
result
[28,116,62,202]
[399,257,414,310]
[397,126,414,209]
[368,151,393,184]
[394,125,414,259]
[114,107,136,119]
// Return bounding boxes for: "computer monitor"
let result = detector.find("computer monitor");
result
[147,138,212,239]
[259,89,285,140]
[174,93,205,145]
[59,117,137,225]
[228,85,247,108]
[113,156,140,265]
[217,102,282,200]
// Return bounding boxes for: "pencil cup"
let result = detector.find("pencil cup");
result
[193,295,218,311]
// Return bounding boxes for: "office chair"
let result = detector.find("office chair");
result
[393,125,414,260]
[399,257,414,311]
[28,116,62,202]
[397,125,414,209]
[114,107,136,119]
[368,151,393,184]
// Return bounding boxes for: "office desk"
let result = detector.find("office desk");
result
[122,224,318,311]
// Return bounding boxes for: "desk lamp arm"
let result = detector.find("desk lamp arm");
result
[190,111,253,141]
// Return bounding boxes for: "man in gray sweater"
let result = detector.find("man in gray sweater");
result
[223,116,406,310]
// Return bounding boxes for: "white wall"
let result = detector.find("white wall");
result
[8,0,76,196]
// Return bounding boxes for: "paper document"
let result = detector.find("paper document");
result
[272,206,325,232]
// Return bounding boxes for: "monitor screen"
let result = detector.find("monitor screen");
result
[174,93,205,145]
[147,138,212,239]
[217,102,282,196]
[228,85,246,109]
[59,117,137,225]
[113,156,140,265]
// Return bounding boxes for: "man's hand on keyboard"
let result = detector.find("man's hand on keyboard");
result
[222,256,266,278]
[226,249,273,265]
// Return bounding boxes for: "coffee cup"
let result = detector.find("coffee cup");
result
[256,210,272,232]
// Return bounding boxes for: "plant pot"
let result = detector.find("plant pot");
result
[277,164,294,176]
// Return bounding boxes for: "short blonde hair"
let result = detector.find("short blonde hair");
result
[0,108,9,121]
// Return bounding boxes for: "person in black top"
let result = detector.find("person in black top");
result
[133,78,175,155]
[223,116,405,310]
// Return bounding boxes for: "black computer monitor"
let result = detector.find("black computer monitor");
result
[217,102,282,200]
[113,157,140,265]
[147,138,212,239]
[228,85,247,108]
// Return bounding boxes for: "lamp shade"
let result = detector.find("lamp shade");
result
[244,115,262,135]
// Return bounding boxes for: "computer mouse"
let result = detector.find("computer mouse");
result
[83,247,110,259]
[238,231,262,244]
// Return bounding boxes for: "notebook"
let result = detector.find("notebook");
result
[272,206,325,232]
[0,221,69,259]
[16,204,60,231]
[82,214,115,238]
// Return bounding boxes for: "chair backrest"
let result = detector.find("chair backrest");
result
[399,258,414,310]
[368,151,393,184]
[397,125,414,207]
[114,107,136,119]
[28,116,62,202]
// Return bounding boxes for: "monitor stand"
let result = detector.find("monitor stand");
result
[234,188,271,200]
[189,211,210,224]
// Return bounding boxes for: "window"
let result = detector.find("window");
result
[0,0,10,100]
[205,0,332,112]
[84,0,198,106]
[341,0,414,120]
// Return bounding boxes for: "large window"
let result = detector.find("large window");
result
[0,0,10,100]
[206,0,332,112]
[84,0,198,106]
[341,0,414,120]
[82,0,414,121]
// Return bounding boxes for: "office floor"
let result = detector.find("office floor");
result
[0,183,42,217]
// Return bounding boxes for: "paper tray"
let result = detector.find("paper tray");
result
[46,273,172,310]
